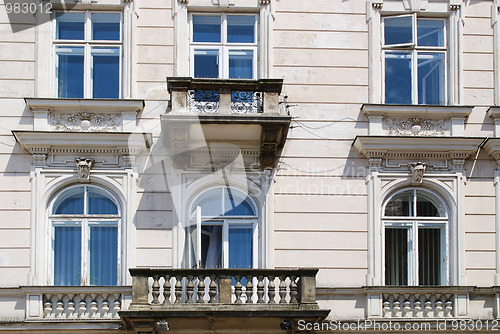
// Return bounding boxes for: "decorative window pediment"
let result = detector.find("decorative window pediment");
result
[25,98,144,132]
[362,104,472,137]
[353,136,483,171]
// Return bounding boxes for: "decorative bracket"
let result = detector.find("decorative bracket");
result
[372,0,383,9]
[409,162,426,184]
[75,158,95,182]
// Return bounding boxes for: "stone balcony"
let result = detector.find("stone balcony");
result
[120,268,329,333]
[161,78,292,169]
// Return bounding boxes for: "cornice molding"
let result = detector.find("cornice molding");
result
[362,104,473,119]
[25,98,144,114]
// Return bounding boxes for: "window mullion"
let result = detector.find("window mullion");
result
[222,220,229,268]
[412,221,419,286]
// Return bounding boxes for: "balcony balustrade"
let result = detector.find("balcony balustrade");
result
[128,268,319,310]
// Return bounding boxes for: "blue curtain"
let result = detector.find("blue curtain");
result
[54,226,82,286]
[228,227,252,269]
[90,226,118,285]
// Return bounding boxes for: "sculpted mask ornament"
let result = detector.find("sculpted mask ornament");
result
[409,162,426,184]
[75,158,95,181]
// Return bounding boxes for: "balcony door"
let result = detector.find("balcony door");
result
[187,187,258,269]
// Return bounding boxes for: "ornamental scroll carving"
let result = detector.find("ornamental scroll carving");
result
[51,113,121,132]
[383,117,449,136]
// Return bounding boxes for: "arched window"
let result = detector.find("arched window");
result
[50,185,120,286]
[186,186,258,269]
[383,188,448,286]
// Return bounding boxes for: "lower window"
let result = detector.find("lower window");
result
[50,185,120,286]
[383,188,448,286]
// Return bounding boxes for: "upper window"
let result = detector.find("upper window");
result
[50,185,120,286]
[186,187,258,269]
[383,14,446,105]
[54,12,122,98]
[190,14,258,79]
[383,188,448,286]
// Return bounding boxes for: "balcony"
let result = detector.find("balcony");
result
[120,268,329,333]
[161,78,291,169]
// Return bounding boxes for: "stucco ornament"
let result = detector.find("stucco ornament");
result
[75,158,95,181]
[409,162,426,184]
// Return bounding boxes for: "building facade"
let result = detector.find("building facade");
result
[0,0,500,332]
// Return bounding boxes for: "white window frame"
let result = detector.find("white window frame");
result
[382,188,449,286]
[52,11,123,98]
[381,14,448,105]
[48,185,121,286]
[186,186,259,269]
[189,13,259,79]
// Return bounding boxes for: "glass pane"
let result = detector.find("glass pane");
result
[227,15,255,43]
[196,190,223,217]
[385,228,408,285]
[385,52,412,104]
[90,225,118,285]
[57,47,84,98]
[54,226,81,286]
[92,13,120,41]
[56,13,84,40]
[201,225,222,268]
[229,226,253,269]
[418,228,441,285]
[384,16,412,45]
[229,50,253,79]
[224,188,255,216]
[88,188,118,215]
[54,187,84,215]
[92,47,120,98]
[417,19,444,47]
[194,49,219,78]
[416,195,442,217]
[418,53,445,105]
[385,191,412,217]
[193,15,221,43]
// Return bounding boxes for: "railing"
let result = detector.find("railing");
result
[129,268,319,310]
[168,77,283,115]
[365,287,472,319]
[24,286,131,321]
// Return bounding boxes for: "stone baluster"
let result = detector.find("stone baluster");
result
[289,276,298,304]
[197,275,206,303]
[55,294,64,318]
[444,294,453,317]
[245,275,253,304]
[186,275,195,303]
[392,295,401,318]
[209,274,217,303]
[424,295,433,317]
[267,275,276,304]
[44,294,53,318]
[67,294,76,318]
[234,275,243,304]
[382,298,391,318]
[279,275,287,304]
[113,294,121,319]
[256,275,265,304]
[174,275,183,303]
[435,294,443,317]
[152,274,160,304]
[402,294,411,317]
[89,293,98,318]
[101,294,110,318]
[413,294,422,317]
[163,275,171,304]
[78,294,87,318]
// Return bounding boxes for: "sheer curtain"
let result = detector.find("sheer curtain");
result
[54,226,81,286]
[90,226,118,285]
